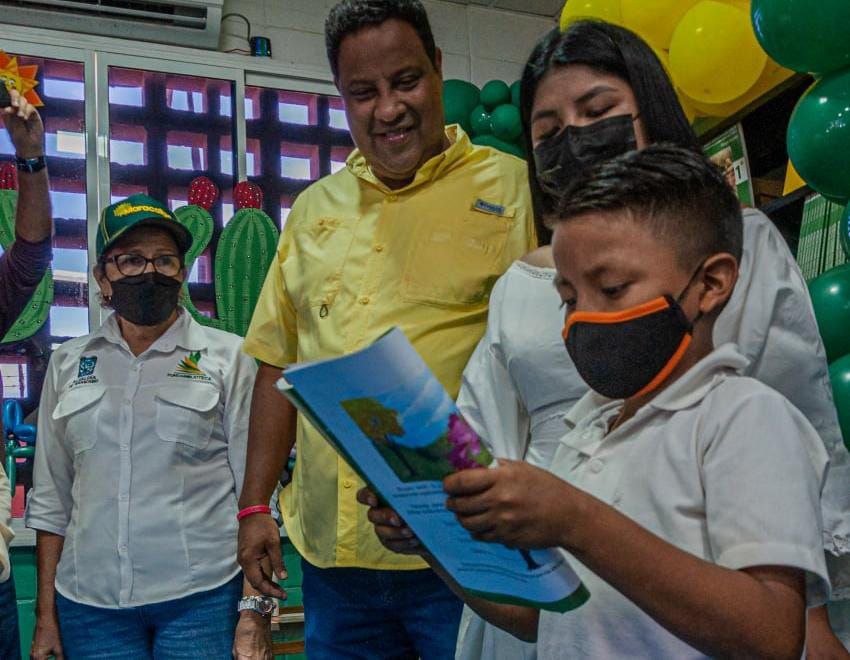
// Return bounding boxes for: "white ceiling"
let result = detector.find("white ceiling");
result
[444,0,563,19]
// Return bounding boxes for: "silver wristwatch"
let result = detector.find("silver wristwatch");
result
[238,595,276,617]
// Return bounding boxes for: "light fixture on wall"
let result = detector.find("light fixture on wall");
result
[219,12,252,55]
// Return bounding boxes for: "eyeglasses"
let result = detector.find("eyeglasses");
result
[102,253,183,277]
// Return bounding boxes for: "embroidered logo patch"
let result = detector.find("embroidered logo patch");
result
[78,356,97,378]
[472,199,506,217]
[70,356,99,388]
[168,351,211,381]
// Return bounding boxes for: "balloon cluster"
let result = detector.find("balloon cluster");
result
[443,79,525,158]
[759,0,850,448]
[559,0,790,119]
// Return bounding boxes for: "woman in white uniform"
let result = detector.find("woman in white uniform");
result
[456,20,850,659]
[26,195,264,660]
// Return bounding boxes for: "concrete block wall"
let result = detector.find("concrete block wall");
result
[221,0,556,86]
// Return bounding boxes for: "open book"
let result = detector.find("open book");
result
[277,327,588,612]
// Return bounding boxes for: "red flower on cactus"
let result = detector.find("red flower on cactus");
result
[188,176,218,210]
[234,181,263,210]
[0,161,17,190]
[446,414,484,471]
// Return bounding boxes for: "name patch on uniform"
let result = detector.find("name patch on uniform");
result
[70,356,99,388]
[167,351,212,381]
[472,199,507,217]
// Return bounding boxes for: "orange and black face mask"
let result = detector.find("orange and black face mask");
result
[562,273,701,400]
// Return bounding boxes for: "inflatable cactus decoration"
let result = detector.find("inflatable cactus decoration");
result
[176,178,278,336]
[0,161,54,344]
[215,181,277,336]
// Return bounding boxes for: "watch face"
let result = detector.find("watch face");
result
[259,598,275,615]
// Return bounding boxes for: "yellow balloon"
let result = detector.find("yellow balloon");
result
[683,60,793,117]
[620,0,699,50]
[560,0,622,31]
[669,1,767,104]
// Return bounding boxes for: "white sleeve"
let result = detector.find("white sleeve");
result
[0,465,13,582]
[223,341,257,500]
[456,278,530,461]
[24,354,73,537]
[714,209,850,591]
[702,382,831,607]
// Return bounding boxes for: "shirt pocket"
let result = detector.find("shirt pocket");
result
[53,386,106,454]
[287,217,354,314]
[400,204,515,307]
[154,385,219,449]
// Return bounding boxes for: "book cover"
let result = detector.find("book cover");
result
[277,328,588,613]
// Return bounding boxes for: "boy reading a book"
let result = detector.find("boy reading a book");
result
[359,144,831,657]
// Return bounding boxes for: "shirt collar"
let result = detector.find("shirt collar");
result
[560,343,750,454]
[345,124,473,193]
[80,308,206,354]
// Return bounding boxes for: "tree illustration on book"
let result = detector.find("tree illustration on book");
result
[341,398,491,483]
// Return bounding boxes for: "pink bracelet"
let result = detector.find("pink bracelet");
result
[237,505,272,521]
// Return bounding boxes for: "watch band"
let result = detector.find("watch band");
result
[14,155,47,173]
[238,595,276,617]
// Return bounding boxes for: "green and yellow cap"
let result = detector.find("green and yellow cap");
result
[96,194,192,258]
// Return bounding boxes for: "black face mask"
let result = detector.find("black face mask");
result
[108,272,181,326]
[533,114,638,199]
[561,267,702,401]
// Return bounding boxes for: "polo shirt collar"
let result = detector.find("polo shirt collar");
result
[560,343,750,455]
[345,124,473,193]
[80,308,206,354]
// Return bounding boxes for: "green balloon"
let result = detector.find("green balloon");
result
[829,354,850,452]
[752,0,850,74]
[470,105,493,136]
[472,134,524,159]
[510,80,522,108]
[443,79,480,133]
[480,80,511,111]
[788,72,850,200]
[809,263,850,363]
[491,104,523,142]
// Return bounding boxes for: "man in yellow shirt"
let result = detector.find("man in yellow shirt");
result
[238,0,534,655]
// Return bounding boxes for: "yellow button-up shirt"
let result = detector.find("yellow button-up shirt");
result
[244,125,535,569]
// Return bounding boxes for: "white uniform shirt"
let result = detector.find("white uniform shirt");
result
[25,310,256,608]
[537,344,830,658]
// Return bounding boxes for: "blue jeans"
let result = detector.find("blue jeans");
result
[0,572,21,660]
[55,573,241,659]
[301,560,463,659]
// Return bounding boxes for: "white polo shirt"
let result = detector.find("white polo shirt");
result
[538,344,830,658]
[26,309,256,608]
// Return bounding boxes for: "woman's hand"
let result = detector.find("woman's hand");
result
[232,611,273,660]
[356,487,428,556]
[30,610,64,660]
[443,459,584,550]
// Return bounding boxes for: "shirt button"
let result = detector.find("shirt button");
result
[119,493,129,501]
[387,194,398,202]
[359,296,370,305]
[342,479,353,489]
[121,444,129,451]
[588,458,604,474]
[123,398,131,405]
[119,544,128,553]
[374,244,385,253]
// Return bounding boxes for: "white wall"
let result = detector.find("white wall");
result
[221,0,555,87]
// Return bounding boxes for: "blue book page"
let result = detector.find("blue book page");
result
[280,328,587,611]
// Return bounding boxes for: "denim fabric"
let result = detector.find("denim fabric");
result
[301,560,463,659]
[0,572,21,660]
[55,573,241,659]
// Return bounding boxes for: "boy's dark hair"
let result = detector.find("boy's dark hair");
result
[325,0,438,79]
[553,144,743,267]
[520,21,702,246]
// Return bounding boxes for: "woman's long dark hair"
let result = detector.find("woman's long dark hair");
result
[520,21,701,245]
